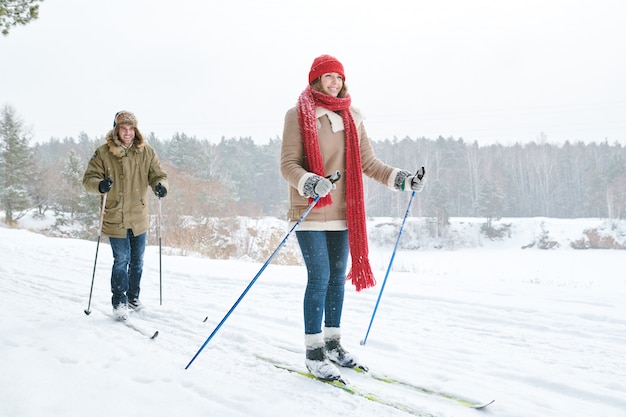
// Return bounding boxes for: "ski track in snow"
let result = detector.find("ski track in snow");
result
[1,226,625,417]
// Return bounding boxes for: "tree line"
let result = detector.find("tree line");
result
[2,105,625,241]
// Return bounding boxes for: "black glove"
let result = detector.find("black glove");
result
[155,183,167,198]
[98,177,113,193]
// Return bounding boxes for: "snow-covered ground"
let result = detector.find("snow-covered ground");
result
[1,218,625,417]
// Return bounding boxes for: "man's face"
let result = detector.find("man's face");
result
[118,124,135,146]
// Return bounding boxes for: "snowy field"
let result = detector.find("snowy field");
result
[1,220,625,417]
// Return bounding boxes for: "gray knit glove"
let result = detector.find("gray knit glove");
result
[405,174,425,192]
[303,175,334,198]
[395,167,426,192]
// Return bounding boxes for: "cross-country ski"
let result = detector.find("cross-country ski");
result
[105,312,159,339]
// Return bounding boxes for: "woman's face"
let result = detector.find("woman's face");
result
[320,72,344,97]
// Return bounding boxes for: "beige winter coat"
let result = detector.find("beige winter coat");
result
[280,106,400,231]
[83,130,168,238]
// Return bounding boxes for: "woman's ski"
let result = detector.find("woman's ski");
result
[350,367,494,409]
[258,356,437,417]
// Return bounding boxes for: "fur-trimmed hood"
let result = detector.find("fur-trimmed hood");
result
[105,128,146,158]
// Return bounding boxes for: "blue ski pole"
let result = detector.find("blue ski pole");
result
[185,171,341,369]
[360,167,424,345]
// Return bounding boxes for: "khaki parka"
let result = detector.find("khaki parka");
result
[83,130,168,238]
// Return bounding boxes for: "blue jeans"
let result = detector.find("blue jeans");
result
[296,230,349,335]
[109,230,146,307]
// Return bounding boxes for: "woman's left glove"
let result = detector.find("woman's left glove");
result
[404,173,425,192]
[396,167,425,192]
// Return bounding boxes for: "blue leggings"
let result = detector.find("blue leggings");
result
[296,230,349,335]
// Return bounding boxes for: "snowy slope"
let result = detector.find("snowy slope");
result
[1,224,625,417]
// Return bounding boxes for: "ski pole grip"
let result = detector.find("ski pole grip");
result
[410,167,425,189]
[327,170,341,184]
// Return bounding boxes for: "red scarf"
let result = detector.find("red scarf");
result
[296,86,376,292]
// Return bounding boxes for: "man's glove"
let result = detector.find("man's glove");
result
[98,177,113,193]
[155,183,167,198]
[404,167,426,192]
[303,175,334,198]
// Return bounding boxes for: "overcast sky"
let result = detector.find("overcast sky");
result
[2,0,625,146]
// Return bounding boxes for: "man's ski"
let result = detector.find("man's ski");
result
[122,317,159,339]
[106,313,159,339]
[350,367,494,409]
[258,356,437,417]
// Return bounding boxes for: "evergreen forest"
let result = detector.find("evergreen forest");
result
[2,105,625,244]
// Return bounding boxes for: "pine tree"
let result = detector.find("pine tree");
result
[0,0,42,35]
[59,150,84,217]
[476,179,506,235]
[0,105,35,224]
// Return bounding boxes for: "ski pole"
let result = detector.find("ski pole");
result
[84,192,107,315]
[185,171,341,369]
[361,167,424,345]
[158,197,163,306]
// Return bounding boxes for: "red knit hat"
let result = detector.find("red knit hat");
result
[308,55,345,84]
